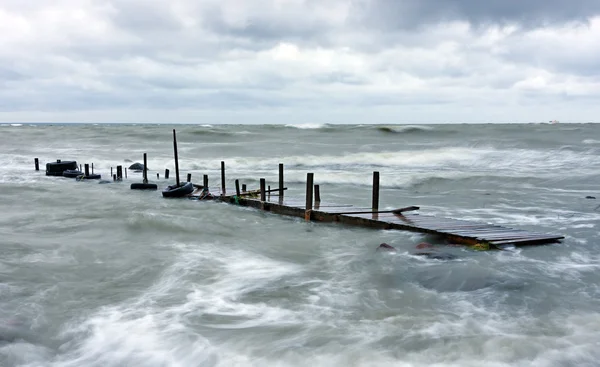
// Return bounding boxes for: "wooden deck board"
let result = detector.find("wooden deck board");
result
[219,196,564,247]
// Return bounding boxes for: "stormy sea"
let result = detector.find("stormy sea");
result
[1,122,599,367]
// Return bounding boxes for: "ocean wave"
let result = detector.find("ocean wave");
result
[375,125,436,134]
[284,123,331,130]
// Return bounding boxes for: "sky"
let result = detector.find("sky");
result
[1,0,600,124]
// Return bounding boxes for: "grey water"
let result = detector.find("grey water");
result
[1,122,599,366]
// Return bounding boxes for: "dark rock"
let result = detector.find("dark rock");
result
[128,162,146,171]
[585,196,596,199]
[377,243,397,252]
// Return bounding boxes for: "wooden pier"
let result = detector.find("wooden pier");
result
[197,164,564,249]
[34,129,565,250]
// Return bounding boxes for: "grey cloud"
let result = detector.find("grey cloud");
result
[362,0,600,29]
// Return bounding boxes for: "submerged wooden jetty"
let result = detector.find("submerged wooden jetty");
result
[193,163,564,249]
[34,129,564,250]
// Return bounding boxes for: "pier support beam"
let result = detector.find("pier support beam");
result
[235,179,241,197]
[372,171,380,212]
[84,164,90,177]
[279,163,284,200]
[221,161,226,195]
[143,153,148,184]
[203,174,209,190]
[305,173,314,221]
[34,158,39,171]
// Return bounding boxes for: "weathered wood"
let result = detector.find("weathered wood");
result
[279,163,284,199]
[306,173,314,211]
[173,129,180,186]
[165,169,170,180]
[92,163,94,174]
[235,179,241,196]
[125,168,127,179]
[34,158,39,171]
[84,164,90,177]
[143,153,148,184]
[116,166,123,180]
[187,173,192,182]
[203,174,208,190]
[260,178,266,201]
[314,185,321,203]
[242,183,247,192]
[372,171,379,212]
[221,161,226,195]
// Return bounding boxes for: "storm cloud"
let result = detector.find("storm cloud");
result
[0,0,599,123]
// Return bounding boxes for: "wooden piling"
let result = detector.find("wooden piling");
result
[113,174,117,181]
[125,168,127,179]
[143,153,148,184]
[305,173,314,221]
[279,163,284,199]
[242,183,247,192]
[235,179,241,197]
[221,161,226,195]
[203,174,208,190]
[79,164,82,172]
[116,166,123,180]
[34,158,39,171]
[372,171,380,212]
[111,167,113,176]
[84,164,90,177]
[187,173,192,182]
[92,163,94,174]
[172,129,180,187]
[260,179,266,201]
[165,169,170,179]
[314,184,321,203]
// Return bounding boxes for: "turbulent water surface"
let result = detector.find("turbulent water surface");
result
[1,123,599,367]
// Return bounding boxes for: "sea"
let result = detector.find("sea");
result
[0,122,599,367]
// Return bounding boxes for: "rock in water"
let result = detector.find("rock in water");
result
[128,162,146,171]
[377,243,397,252]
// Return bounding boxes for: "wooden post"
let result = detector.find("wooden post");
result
[372,171,380,212]
[111,167,113,176]
[91,163,94,174]
[187,173,192,182]
[116,166,122,180]
[34,158,39,171]
[113,174,117,181]
[125,168,127,179]
[156,173,159,179]
[305,173,314,219]
[268,185,271,200]
[173,129,180,187]
[203,174,208,189]
[84,164,90,177]
[79,164,82,172]
[242,183,247,192]
[314,184,321,203]
[260,178,266,201]
[165,169,170,179]
[57,159,61,163]
[143,153,148,184]
[279,163,284,199]
[221,161,226,195]
[235,179,240,196]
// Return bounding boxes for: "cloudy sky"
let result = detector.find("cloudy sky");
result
[1,0,600,124]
